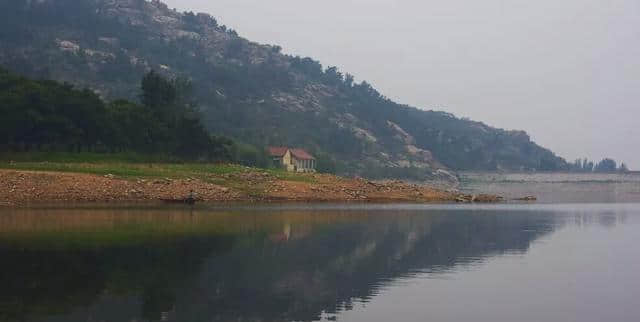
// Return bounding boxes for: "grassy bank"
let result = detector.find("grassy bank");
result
[0,153,477,205]
[0,152,313,183]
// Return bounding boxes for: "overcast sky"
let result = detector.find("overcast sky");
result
[165,0,640,169]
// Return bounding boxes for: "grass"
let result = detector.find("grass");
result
[0,152,318,183]
[0,161,248,178]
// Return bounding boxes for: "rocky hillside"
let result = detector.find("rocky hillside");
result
[0,0,568,179]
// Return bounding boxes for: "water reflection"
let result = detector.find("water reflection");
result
[0,204,632,322]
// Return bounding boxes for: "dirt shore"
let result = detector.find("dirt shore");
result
[0,169,501,206]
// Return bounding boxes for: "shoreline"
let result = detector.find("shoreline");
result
[0,167,501,207]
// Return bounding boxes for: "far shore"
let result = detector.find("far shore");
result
[459,170,638,175]
[0,162,502,206]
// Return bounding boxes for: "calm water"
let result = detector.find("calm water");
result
[460,172,640,203]
[1,200,639,322]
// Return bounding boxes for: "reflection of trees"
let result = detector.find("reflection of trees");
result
[189,210,555,322]
[0,208,556,322]
[0,235,236,322]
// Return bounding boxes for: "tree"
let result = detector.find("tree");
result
[225,38,245,59]
[324,66,343,85]
[290,56,323,79]
[172,114,216,159]
[315,152,337,174]
[539,156,560,171]
[141,70,177,121]
[583,159,594,172]
[107,100,166,153]
[0,68,244,162]
[595,158,617,173]
[344,73,355,88]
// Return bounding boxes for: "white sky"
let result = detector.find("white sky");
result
[165,0,640,169]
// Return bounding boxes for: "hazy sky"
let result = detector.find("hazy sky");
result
[165,0,640,169]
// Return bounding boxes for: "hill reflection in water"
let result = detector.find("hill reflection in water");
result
[0,204,589,322]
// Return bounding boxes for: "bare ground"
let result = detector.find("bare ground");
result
[0,169,501,206]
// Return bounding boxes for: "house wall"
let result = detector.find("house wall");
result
[283,150,295,172]
[292,158,316,173]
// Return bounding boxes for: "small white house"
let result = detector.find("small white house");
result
[267,147,316,172]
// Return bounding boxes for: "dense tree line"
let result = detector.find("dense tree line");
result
[0,67,271,164]
[569,158,629,173]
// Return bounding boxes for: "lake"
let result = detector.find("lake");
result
[459,171,640,203]
[1,173,640,322]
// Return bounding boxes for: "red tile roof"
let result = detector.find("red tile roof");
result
[267,147,289,157]
[267,147,315,160]
[290,149,315,160]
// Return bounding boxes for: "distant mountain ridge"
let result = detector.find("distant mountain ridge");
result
[0,0,568,179]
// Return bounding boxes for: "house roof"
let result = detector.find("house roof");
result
[267,147,289,157]
[267,147,315,160]
[290,149,315,160]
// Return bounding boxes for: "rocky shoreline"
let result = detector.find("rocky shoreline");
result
[0,169,503,206]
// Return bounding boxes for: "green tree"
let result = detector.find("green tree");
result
[315,152,337,174]
[141,70,178,122]
[595,158,617,173]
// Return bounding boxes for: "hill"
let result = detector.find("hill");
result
[0,0,568,179]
